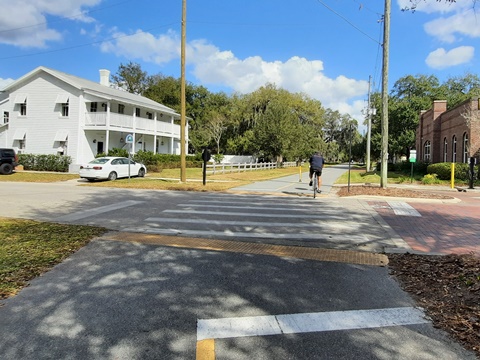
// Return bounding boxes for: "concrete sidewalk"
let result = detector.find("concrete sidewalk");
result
[230,164,350,196]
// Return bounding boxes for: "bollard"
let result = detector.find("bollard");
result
[450,162,455,189]
[299,166,302,182]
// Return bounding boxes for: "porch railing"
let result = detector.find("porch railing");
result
[85,112,180,136]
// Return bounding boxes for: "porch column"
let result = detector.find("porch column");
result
[132,107,136,155]
[170,115,175,154]
[105,101,110,153]
[154,112,158,154]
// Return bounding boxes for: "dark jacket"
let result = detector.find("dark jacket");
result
[309,154,324,170]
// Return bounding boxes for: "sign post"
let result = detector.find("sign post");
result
[125,134,134,180]
[409,150,416,183]
[202,148,211,186]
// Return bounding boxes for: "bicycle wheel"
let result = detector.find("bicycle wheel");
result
[313,173,317,198]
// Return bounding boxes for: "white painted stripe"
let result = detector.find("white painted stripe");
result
[164,209,348,220]
[121,228,369,242]
[179,203,325,212]
[56,200,144,221]
[197,307,428,341]
[387,201,421,217]
[145,217,361,230]
[191,199,337,209]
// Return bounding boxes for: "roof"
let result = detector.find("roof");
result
[3,66,179,117]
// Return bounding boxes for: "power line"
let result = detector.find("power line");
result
[0,23,177,61]
[315,0,382,45]
[0,0,134,34]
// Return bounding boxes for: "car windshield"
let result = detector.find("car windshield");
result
[89,158,110,164]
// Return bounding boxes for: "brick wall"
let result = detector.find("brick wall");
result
[416,99,480,164]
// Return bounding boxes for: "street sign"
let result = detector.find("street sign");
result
[409,150,416,163]
[125,134,134,144]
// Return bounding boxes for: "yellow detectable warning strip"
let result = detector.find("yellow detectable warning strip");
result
[101,232,388,266]
[196,339,215,360]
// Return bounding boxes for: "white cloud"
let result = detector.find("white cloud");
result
[100,29,180,65]
[424,11,480,43]
[101,30,368,117]
[0,0,100,48]
[425,46,474,69]
[0,77,15,90]
[188,40,368,112]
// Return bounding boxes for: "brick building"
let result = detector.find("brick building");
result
[416,99,480,164]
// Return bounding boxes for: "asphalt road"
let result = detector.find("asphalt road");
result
[0,167,476,359]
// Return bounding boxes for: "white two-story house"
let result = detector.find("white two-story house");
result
[0,66,187,172]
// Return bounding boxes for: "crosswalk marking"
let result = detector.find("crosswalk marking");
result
[164,209,349,220]
[387,201,422,217]
[56,200,144,221]
[145,217,362,230]
[197,307,429,341]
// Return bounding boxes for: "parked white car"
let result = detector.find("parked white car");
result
[79,157,147,181]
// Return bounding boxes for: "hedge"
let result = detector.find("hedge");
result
[98,149,204,171]
[427,162,479,181]
[18,154,72,172]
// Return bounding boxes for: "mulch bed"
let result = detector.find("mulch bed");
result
[336,185,454,199]
[336,185,479,356]
[388,253,480,357]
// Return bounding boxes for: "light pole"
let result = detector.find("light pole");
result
[380,0,390,188]
[366,75,372,172]
[348,123,353,192]
[180,0,187,182]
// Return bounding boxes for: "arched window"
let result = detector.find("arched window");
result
[462,132,469,163]
[452,135,457,162]
[424,141,431,162]
[443,138,448,162]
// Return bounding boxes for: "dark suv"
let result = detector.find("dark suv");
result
[0,148,18,175]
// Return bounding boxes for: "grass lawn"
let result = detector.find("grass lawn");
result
[0,218,107,300]
[0,172,79,182]
[334,167,464,187]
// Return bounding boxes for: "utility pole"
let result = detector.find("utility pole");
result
[180,0,187,182]
[366,75,372,173]
[380,0,390,188]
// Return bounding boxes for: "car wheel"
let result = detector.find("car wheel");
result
[138,168,146,177]
[0,163,14,175]
[108,171,117,181]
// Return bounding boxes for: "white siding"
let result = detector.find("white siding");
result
[2,67,187,170]
[7,72,81,162]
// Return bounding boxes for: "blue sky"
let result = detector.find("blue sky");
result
[1,0,479,130]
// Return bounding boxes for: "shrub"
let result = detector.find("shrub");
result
[93,149,204,171]
[18,153,71,172]
[421,173,441,185]
[102,148,129,158]
[212,154,224,164]
[426,162,477,181]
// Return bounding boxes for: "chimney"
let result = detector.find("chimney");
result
[99,69,110,87]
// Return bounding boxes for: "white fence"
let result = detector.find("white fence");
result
[206,161,297,175]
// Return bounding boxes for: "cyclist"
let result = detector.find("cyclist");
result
[309,151,324,193]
